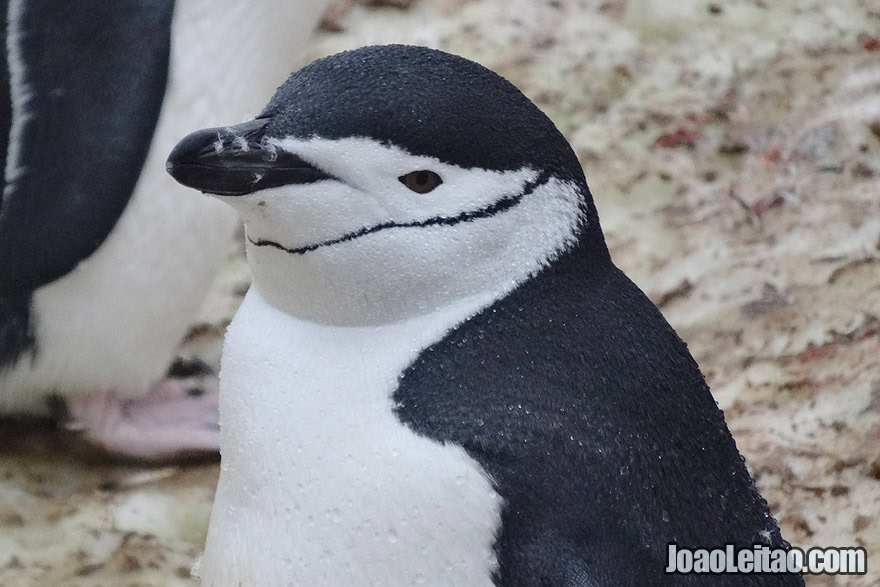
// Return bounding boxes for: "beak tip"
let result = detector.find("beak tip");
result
[165,147,192,188]
[166,118,329,196]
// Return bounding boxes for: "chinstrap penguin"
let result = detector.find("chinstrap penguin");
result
[167,45,803,585]
[0,0,327,459]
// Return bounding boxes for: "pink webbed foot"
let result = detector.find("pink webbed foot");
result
[60,365,219,462]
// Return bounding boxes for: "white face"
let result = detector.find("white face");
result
[220,137,584,325]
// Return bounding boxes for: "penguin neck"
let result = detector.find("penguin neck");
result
[246,242,528,327]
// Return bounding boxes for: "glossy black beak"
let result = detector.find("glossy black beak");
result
[166,119,333,196]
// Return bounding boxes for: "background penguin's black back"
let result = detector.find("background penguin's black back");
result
[0,0,173,366]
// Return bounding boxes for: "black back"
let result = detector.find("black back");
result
[0,0,174,366]
[395,225,802,585]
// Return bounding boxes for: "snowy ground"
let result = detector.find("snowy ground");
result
[0,0,877,584]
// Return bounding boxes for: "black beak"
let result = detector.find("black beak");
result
[166,119,333,196]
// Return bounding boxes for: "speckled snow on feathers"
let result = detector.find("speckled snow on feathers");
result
[171,45,804,585]
[260,45,802,584]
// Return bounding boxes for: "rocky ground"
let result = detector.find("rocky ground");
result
[0,0,877,584]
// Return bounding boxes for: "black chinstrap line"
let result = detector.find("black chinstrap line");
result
[247,172,553,256]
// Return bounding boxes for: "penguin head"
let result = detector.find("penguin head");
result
[167,45,605,325]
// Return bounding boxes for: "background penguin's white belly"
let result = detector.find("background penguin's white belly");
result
[0,185,236,413]
[200,288,503,586]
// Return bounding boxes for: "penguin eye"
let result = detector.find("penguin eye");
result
[399,170,442,194]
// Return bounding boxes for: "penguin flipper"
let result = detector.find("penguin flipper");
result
[0,0,175,298]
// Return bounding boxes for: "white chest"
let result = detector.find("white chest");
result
[199,289,503,586]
